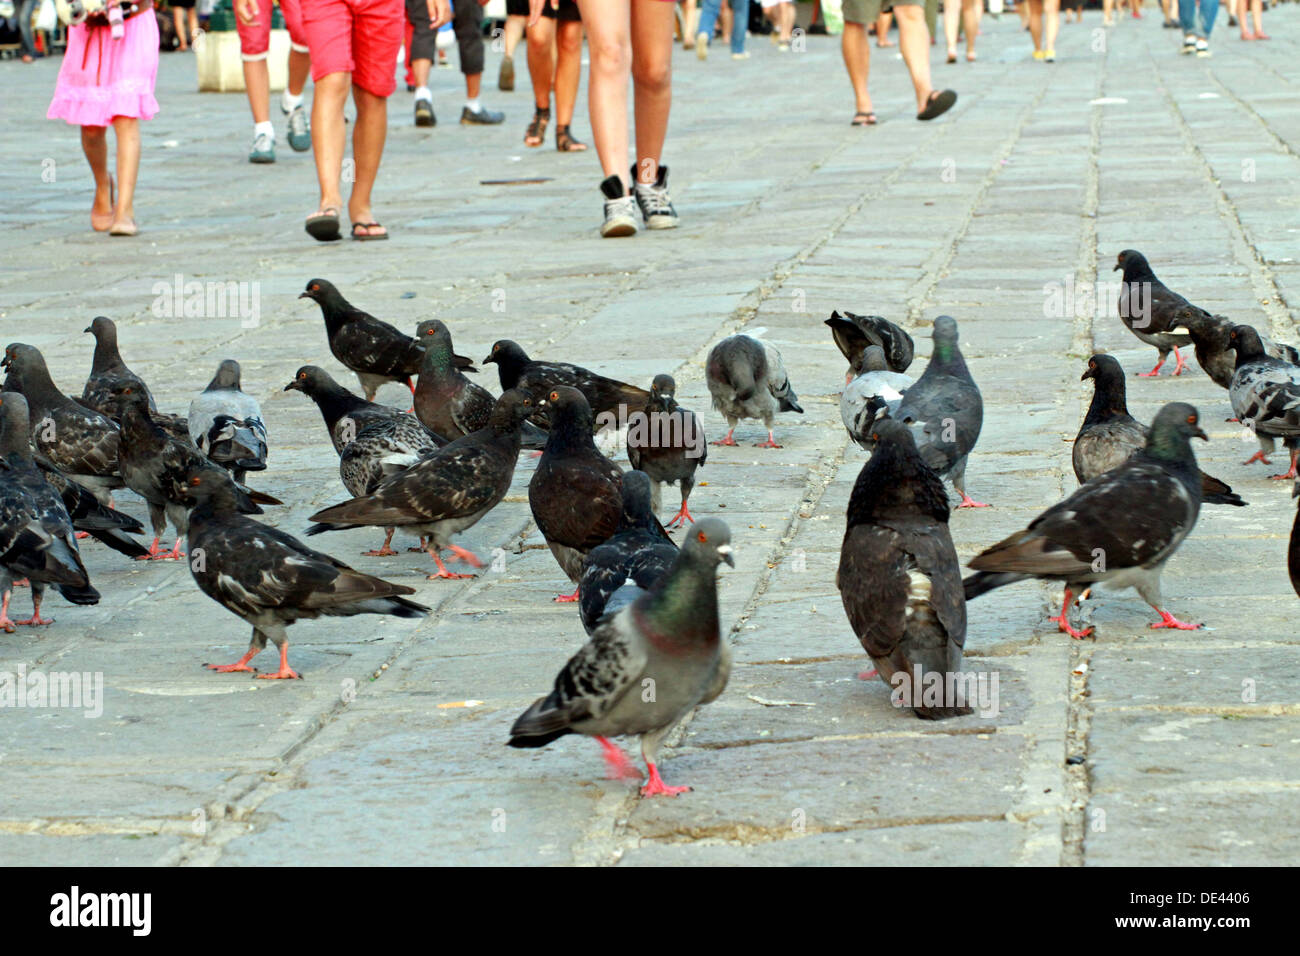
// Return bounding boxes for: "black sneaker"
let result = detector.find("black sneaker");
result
[630,164,679,230]
[461,105,505,125]
[415,98,435,127]
[600,175,638,238]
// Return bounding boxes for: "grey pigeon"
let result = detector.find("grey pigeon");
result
[188,360,267,483]
[705,333,803,448]
[27,451,149,560]
[1173,308,1299,391]
[508,517,734,797]
[529,386,627,601]
[893,316,985,508]
[179,465,429,680]
[338,416,441,556]
[1076,353,1244,506]
[285,365,446,454]
[1112,249,1202,377]
[964,402,1208,637]
[1229,324,1300,481]
[825,311,914,379]
[841,346,913,452]
[307,389,535,579]
[0,392,99,631]
[578,470,679,634]
[2,343,122,504]
[80,316,156,417]
[837,420,970,719]
[625,374,706,527]
[1290,482,1300,600]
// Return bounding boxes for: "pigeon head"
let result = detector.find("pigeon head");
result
[1081,353,1124,384]
[1146,403,1208,461]
[84,316,117,340]
[929,315,962,364]
[299,278,338,304]
[861,346,889,374]
[1,344,57,398]
[682,518,734,569]
[846,419,950,525]
[618,470,657,529]
[175,465,244,512]
[488,388,539,433]
[648,374,678,411]
[284,365,337,395]
[108,381,149,407]
[1227,325,1267,364]
[482,340,531,377]
[206,360,242,392]
[1114,249,1151,278]
[543,385,594,433]
[0,391,33,458]
[416,320,456,370]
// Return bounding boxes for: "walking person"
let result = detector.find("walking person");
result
[841,0,957,126]
[1230,0,1267,39]
[303,0,451,241]
[499,2,527,88]
[1179,0,1216,54]
[761,0,794,48]
[47,0,160,237]
[170,0,198,49]
[406,0,505,126]
[534,0,677,238]
[1024,0,1059,60]
[522,0,588,151]
[694,0,750,58]
[234,0,312,163]
[943,0,979,62]
[16,0,41,61]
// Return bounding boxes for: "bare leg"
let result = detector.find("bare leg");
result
[1043,0,1059,50]
[555,20,585,127]
[110,116,139,231]
[174,7,189,49]
[81,125,113,231]
[630,0,675,184]
[527,17,557,110]
[1028,0,1043,49]
[243,58,271,124]
[287,48,310,97]
[895,5,935,113]
[876,9,894,45]
[841,22,872,114]
[503,12,526,57]
[310,71,349,216]
[577,0,632,181]
[348,85,388,232]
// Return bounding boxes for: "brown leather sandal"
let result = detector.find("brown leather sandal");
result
[524,107,550,147]
[555,124,587,152]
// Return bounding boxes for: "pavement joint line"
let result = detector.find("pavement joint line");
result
[1200,64,1300,163]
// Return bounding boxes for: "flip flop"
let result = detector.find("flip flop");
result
[351,222,389,241]
[305,206,341,242]
[851,111,878,126]
[917,89,958,121]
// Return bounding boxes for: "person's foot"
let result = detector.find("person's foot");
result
[525,106,549,147]
[461,104,504,125]
[1045,48,1056,61]
[249,130,276,164]
[1256,30,1271,39]
[1241,28,1255,38]
[415,97,435,127]
[732,50,750,59]
[599,175,638,238]
[498,53,515,91]
[778,41,790,51]
[696,31,708,59]
[284,103,311,151]
[1033,48,1046,59]
[108,218,138,237]
[1195,38,1211,55]
[632,164,679,230]
[305,205,342,242]
[555,124,587,152]
[1228,13,1237,25]
[1182,34,1197,52]
[917,89,958,121]
[946,49,957,63]
[91,177,113,232]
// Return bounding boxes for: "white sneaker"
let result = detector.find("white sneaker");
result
[1195,38,1211,55]
[695,32,708,60]
[600,175,638,238]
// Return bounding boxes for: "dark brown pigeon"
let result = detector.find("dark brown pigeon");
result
[179,466,428,680]
[1228,324,1300,480]
[1113,249,1204,377]
[285,365,446,454]
[80,316,157,417]
[484,339,649,431]
[625,374,706,528]
[838,420,971,719]
[1173,308,1299,391]
[825,311,914,380]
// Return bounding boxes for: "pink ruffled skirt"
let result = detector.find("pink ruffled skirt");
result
[48,13,160,126]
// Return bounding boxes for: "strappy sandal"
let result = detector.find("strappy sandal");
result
[555,124,587,152]
[851,111,877,126]
[524,107,550,148]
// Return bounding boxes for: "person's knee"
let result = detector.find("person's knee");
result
[632,57,670,92]
[588,36,631,75]
[557,25,582,55]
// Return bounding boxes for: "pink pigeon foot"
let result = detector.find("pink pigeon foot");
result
[1268,450,1299,481]
[256,646,302,680]
[205,648,259,674]
[640,761,690,797]
[1138,358,1166,378]
[1149,609,1201,631]
[1049,588,1094,639]
[754,431,782,449]
[665,501,696,528]
[364,529,398,556]
[1171,347,1186,375]
[553,586,580,603]
[1243,450,1272,466]
[710,430,738,447]
[427,551,474,580]
[596,736,642,781]
[858,668,878,680]
[956,492,990,508]
[446,544,485,568]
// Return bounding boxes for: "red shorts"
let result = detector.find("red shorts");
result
[300,0,405,97]
[238,0,309,59]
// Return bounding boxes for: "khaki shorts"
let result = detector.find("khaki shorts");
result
[842,0,920,24]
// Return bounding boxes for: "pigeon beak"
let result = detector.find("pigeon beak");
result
[83,326,93,334]
[298,291,312,300]
[1194,427,1209,441]
[1080,368,1094,382]
[1112,261,1121,272]
[716,544,734,567]
[283,381,299,392]
[483,354,496,365]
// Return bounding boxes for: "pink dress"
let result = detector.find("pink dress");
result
[47,11,160,126]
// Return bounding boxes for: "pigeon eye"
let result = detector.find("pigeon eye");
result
[696,531,707,543]
[550,391,558,401]
[190,477,202,487]
[1187,415,1196,425]
[310,284,318,292]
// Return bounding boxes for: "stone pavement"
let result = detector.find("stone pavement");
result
[1,9,1299,866]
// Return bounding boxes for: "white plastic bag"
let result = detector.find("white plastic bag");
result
[484,0,506,17]
[36,0,58,30]
[821,0,843,34]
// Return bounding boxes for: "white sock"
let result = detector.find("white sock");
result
[281,90,303,112]
[465,97,481,112]
[254,120,274,139]
[415,85,432,102]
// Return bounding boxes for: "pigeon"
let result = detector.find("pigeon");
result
[2,343,122,504]
[1228,324,1300,480]
[841,346,913,452]
[188,360,267,483]
[837,420,970,719]
[892,316,985,508]
[28,452,149,559]
[625,374,706,527]
[483,339,650,431]
[529,386,627,601]
[825,311,914,380]
[964,402,1208,637]
[299,278,476,402]
[0,392,99,631]
[178,465,429,680]
[307,389,536,579]
[1173,309,1300,391]
[705,333,803,449]
[1112,249,1205,378]
[1075,353,1245,506]
[1290,483,1300,600]
[285,365,446,454]
[337,417,442,556]
[508,517,734,797]
[578,470,679,634]
[80,316,156,417]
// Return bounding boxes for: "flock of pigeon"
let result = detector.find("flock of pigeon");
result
[3,252,1299,794]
